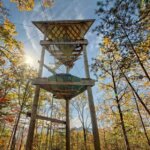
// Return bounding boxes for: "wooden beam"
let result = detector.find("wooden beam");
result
[27,112,66,124]
[26,36,46,150]
[83,45,101,150]
[32,78,95,86]
[37,115,66,124]
[66,100,70,150]
[33,19,95,25]
[49,53,80,56]
[40,39,88,45]
[38,60,56,75]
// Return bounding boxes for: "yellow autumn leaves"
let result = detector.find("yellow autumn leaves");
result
[3,19,17,36]
[43,0,54,7]
[100,35,150,63]
[0,19,22,51]
[10,0,34,11]
[10,0,54,11]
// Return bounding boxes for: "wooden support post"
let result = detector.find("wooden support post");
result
[83,46,101,150]
[66,100,70,150]
[26,41,46,150]
[66,66,70,74]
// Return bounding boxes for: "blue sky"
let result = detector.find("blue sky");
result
[4,0,101,77]
[3,0,103,128]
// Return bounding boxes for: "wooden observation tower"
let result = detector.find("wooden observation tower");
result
[26,19,100,150]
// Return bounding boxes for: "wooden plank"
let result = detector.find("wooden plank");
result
[27,112,66,124]
[32,78,95,86]
[40,39,88,45]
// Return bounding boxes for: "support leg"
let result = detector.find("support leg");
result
[66,100,70,150]
[83,46,101,150]
[26,46,45,150]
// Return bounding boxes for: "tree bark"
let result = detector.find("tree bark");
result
[19,126,25,150]
[10,80,30,150]
[111,65,130,150]
[45,125,50,150]
[113,55,150,115]
[83,124,87,150]
[49,96,54,150]
[117,100,130,150]
[121,26,150,81]
[77,132,79,150]
[133,93,150,146]
[122,72,150,115]
[39,123,44,150]
[103,129,108,150]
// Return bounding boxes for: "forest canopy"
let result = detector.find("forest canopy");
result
[0,0,150,150]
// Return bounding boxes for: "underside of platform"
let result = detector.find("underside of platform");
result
[32,74,95,100]
[33,19,94,68]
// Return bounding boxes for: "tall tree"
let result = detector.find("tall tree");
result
[92,40,131,150]
[94,0,150,81]
[92,36,150,149]
[71,93,91,150]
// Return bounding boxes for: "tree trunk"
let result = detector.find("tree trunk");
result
[26,43,45,150]
[103,129,108,150]
[133,93,150,146]
[117,100,130,150]
[121,25,150,81]
[7,117,17,150]
[113,54,150,115]
[83,125,87,150]
[111,66,130,150]
[40,124,44,150]
[45,125,50,150]
[19,126,25,150]
[49,96,54,150]
[77,132,79,150]
[122,71,150,115]
[10,80,30,150]
[0,122,5,136]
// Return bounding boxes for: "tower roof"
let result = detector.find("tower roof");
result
[33,19,95,41]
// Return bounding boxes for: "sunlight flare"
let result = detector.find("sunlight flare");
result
[24,55,34,66]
